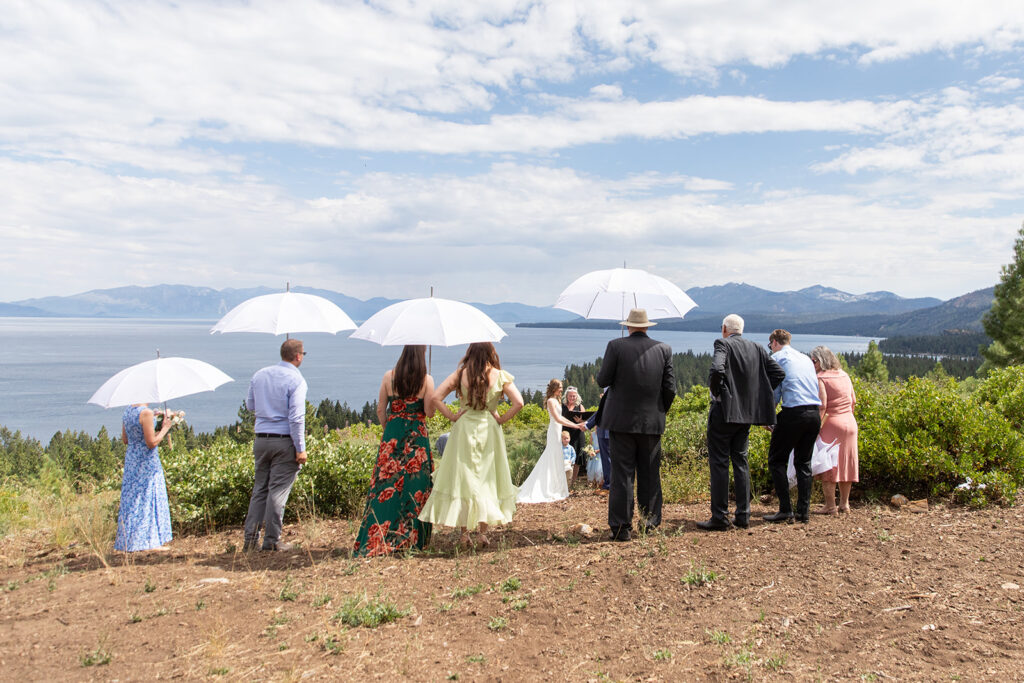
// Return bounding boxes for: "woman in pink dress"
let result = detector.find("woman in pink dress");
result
[810,346,858,514]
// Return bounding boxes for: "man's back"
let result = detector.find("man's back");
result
[710,334,784,425]
[248,361,307,447]
[596,332,675,434]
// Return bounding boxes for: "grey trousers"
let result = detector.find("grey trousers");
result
[244,436,300,549]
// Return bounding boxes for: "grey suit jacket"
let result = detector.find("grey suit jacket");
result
[708,333,785,425]
[596,331,675,435]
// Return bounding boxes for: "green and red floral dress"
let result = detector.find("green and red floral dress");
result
[353,396,433,557]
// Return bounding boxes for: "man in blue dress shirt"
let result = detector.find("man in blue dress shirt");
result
[763,329,821,524]
[243,338,308,551]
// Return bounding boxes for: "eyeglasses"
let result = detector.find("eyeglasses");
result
[299,351,308,356]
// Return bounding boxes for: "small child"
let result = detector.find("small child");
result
[561,430,576,491]
[584,444,603,488]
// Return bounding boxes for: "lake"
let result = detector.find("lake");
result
[0,318,878,441]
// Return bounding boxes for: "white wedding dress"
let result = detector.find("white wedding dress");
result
[517,401,570,504]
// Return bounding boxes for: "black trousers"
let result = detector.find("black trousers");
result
[608,431,663,535]
[706,405,752,524]
[767,405,821,517]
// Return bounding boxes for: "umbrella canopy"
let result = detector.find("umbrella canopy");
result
[88,357,233,409]
[349,297,506,347]
[554,268,697,320]
[210,291,356,335]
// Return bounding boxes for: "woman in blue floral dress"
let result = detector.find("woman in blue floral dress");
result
[353,345,435,557]
[116,404,174,552]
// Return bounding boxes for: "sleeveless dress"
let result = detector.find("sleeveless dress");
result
[115,405,172,552]
[517,401,569,503]
[353,396,434,557]
[816,369,859,483]
[418,370,518,528]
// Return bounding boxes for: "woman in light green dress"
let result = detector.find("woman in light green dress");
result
[418,342,524,548]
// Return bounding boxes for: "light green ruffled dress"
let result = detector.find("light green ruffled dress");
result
[418,369,518,528]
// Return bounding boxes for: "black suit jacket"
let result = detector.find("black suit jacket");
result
[596,331,675,435]
[708,333,785,425]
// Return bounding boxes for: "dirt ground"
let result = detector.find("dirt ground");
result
[2,488,1023,682]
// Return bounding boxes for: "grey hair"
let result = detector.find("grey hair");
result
[809,345,840,371]
[722,314,744,334]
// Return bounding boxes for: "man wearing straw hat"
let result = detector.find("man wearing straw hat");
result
[596,309,676,541]
[243,338,308,552]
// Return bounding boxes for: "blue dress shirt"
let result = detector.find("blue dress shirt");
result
[246,361,308,452]
[771,345,821,408]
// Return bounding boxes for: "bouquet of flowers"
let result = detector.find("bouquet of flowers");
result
[154,410,186,430]
[582,444,597,461]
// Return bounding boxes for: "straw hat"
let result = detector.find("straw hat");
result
[619,308,657,327]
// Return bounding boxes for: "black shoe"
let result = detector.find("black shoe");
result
[762,511,794,523]
[242,538,260,552]
[696,518,732,532]
[609,528,631,542]
[795,514,809,524]
[732,517,749,529]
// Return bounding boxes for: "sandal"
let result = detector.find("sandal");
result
[459,532,473,549]
[477,534,490,549]
[812,507,838,516]
[838,506,851,514]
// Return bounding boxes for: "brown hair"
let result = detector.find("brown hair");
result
[393,345,427,398]
[456,342,501,410]
[545,379,562,401]
[280,338,304,361]
[769,329,791,346]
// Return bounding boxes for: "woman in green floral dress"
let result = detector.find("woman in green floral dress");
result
[353,345,435,557]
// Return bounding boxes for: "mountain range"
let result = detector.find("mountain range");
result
[4,282,995,336]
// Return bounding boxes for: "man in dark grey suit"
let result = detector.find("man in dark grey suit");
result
[596,308,676,541]
[697,314,785,531]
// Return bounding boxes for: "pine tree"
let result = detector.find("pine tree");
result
[857,340,889,382]
[982,223,1024,369]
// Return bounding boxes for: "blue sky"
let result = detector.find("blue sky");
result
[1,1,1023,305]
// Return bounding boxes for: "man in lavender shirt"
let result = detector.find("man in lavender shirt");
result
[243,339,308,552]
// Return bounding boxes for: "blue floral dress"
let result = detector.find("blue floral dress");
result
[115,406,173,551]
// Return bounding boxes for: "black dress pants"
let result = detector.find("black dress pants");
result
[608,431,663,536]
[706,405,752,524]
[767,405,821,517]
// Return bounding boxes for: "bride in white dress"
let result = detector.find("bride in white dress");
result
[517,379,587,504]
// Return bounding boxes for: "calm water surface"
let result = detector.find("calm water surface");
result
[0,318,878,440]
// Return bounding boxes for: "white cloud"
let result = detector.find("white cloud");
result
[1,159,1012,303]
[1,1,1022,305]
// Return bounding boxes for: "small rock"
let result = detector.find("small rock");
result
[412,615,423,627]
[891,494,909,507]
[1001,582,1020,591]
[199,577,230,585]
[908,498,929,513]
[922,624,936,631]
[572,523,594,537]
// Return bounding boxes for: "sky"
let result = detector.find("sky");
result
[2,1,1023,306]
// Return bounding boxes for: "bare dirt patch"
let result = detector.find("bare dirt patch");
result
[2,490,1023,681]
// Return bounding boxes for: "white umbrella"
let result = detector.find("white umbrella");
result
[88,356,233,408]
[349,297,506,347]
[554,267,697,321]
[210,291,356,336]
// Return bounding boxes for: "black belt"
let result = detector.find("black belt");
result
[256,433,290,439]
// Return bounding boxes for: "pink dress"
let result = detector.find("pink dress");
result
[817,369,858,483]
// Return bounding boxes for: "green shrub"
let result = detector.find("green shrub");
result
[160,430,376,532]
[856,376,1024,504]
[973,365,1024,430]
